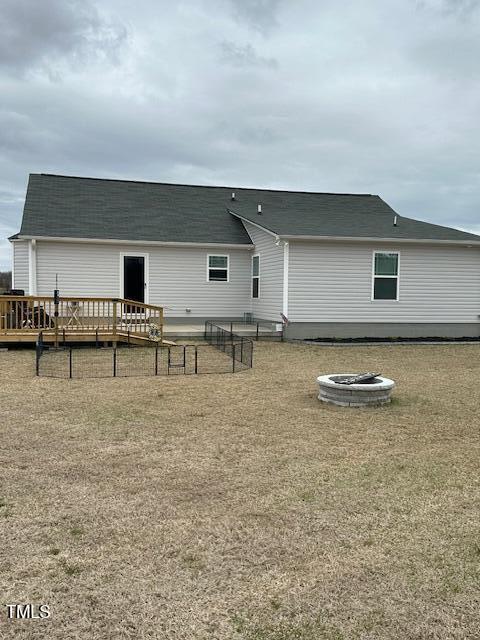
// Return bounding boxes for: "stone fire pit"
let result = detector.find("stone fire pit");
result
[317,373,395,407]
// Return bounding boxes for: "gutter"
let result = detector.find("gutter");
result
[11,235,254,250]
[276,234,480,247]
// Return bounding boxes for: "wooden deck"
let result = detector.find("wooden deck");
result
[0,296,171,345]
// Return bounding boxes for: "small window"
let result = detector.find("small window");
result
[208,255,229,282]
[373,252,399,300]
[252,255,260,298]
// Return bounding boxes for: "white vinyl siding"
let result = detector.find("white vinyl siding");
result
[12,241,29,292]
[242,222,283,320]
[35,241,251,318]
[288,241,480,322]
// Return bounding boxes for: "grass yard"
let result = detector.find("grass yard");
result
[1,342,480,639]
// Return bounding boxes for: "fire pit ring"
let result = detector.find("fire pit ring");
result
[317,373,395,407]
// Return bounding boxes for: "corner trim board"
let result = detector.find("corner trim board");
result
[11,243,15,289]
[28,239,37,295]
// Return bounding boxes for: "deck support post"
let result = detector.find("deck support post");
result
[112,300,118,344]
[54,288,59,349]
[160,307,164,344]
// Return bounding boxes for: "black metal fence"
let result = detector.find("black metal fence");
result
[206,319,283,341]
[36,333,253,379]
[204,321,254,369]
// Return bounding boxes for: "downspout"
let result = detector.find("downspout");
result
[282,240,289,321]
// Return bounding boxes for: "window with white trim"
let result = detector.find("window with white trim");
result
[373,252,399,300]
[252,255,259,298]
[208,255,229,282]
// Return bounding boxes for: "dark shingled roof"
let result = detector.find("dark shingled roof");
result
[229,193,480,242]
[19,174,252,244]
[17,173,480,244]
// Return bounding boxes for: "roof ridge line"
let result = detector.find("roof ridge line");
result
[36,173,374,197]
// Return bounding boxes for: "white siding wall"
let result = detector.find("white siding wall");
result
[242,222,284,320]
[13,241,29,292]
[288,241,480,322]
[35,241,252,318]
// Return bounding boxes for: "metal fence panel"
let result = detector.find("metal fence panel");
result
[204,321,253,370]
[36,338,253,379]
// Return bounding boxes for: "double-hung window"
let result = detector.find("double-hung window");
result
[372,252,399,300]
[252,255,260,298]
[208,255,229,282]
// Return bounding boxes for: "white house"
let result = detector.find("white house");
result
[9,173,480,339]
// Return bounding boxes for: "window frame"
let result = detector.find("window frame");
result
[252,254,260,299]
[207,254,230,283]
[371,250,400,302]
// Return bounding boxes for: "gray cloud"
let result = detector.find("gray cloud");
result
[219,41,278,69]
[0,0,127,77]
[437,0,479,17]
[227,0,283,33]
[0,0,479,269]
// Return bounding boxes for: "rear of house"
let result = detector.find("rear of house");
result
[287,239,480,338]
[9,173,480,339]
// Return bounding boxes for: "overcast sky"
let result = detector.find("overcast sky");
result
[1,0,479,269]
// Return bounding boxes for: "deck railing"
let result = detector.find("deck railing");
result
[0,296,163,341]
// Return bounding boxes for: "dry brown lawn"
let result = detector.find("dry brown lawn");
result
[1,342,480,639]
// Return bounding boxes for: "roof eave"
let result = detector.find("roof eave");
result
[14,235,254,249]
[278,234,480,245]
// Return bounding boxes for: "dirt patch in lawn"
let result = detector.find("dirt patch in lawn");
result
[1,342,479,639]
